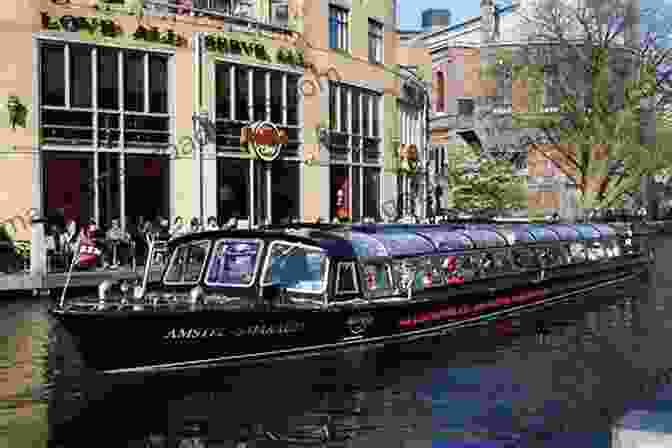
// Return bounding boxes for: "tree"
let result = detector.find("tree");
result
[478,0,672,215]
[445,142,527,211]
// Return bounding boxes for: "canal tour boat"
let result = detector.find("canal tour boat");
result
[50,222,653,373]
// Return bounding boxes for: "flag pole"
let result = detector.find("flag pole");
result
[59,240,80,308]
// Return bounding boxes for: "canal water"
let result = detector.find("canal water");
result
[3,235,672,448]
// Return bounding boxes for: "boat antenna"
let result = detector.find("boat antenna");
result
[59,239,81,308]
[136,232,156,299]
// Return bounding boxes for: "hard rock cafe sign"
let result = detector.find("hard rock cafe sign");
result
[399,144,418,175]
[240,121,288,162]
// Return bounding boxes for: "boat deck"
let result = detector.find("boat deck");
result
[0,266,163,295]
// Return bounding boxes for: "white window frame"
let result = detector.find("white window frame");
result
[163,240,213,285]
[328,81,383,222]
[260,241,331,294]
[37,39,174,231]
[368,18,383,64]
[213,60,303,226]
[203,238,265,288]
[213,60,303,154]
[335,261,360,294]
[329,5,350,52]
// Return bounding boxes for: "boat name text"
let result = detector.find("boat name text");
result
[164,321,305,339]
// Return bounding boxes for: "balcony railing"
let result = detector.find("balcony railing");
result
[143,0,290,30]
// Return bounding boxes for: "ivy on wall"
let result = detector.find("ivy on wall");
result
[2,95,29,130]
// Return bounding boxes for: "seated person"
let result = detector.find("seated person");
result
[77,223,103,269]
[46,224,63,271]
[105,219,131,268]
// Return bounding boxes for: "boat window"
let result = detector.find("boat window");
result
[336,262,359,294]
[363,263,393,291]
[205,239,262,287]
[261,242,329,293]
[164,240,211,285]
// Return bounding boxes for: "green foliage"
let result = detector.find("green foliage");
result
[444,143,527,211]
[14,240,31,261]
[509,45,672,211]
[0,225,12,242]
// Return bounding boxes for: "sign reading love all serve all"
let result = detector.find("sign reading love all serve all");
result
[40,13,188,47]
[204,34,305,67]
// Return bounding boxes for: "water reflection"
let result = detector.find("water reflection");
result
[6,236,672,447]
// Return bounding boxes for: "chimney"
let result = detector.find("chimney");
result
[481,0,496,43]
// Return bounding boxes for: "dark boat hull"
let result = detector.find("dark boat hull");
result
[50,258,650,374]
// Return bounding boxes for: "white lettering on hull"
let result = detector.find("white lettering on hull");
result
[163,321,305,340]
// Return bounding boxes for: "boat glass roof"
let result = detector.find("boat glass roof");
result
[527,225,561,242]
[492,225,536,244]
[349,232,390,257]
[457,229,508,248]
[573,224,603,240]
[415,229,474,252]
[366,231,436,256]
[590,224,617,238]
[544,224,581,240]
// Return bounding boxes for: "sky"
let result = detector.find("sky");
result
[398,0,672,32]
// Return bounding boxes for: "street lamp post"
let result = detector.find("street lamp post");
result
[193,110,210,225]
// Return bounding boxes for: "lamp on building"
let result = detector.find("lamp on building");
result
[60,15,79,32]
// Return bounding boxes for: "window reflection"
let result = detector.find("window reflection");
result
[236,68,249,121]
[98,48,118,110]
[124,51,145,112]
[215,64,231,120]
[42,45,65,106]
[149,55,168,114]
[70,45,92,108]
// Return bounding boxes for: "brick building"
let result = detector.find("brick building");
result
[406,0,638,218]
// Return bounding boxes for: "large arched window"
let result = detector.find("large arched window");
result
[434,71,445,112]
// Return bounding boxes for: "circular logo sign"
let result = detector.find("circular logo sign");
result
[346,313,374,335]
[250,121,284,162]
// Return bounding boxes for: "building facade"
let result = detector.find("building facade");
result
[0,0,429,274]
